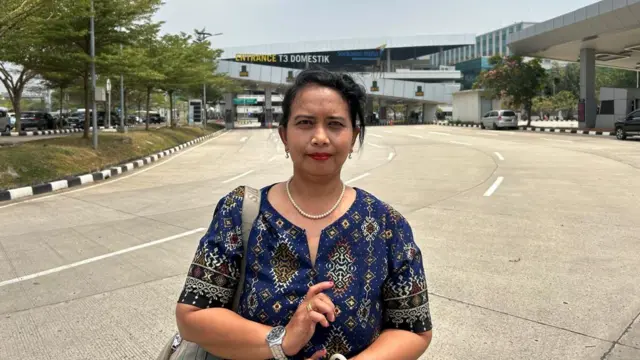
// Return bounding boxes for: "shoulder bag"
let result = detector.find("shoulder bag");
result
[156,186,262,360]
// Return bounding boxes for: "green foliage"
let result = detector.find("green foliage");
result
[0,0,52,40]
[474,55,548,125]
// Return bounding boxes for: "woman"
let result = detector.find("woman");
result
[175,68,433,359]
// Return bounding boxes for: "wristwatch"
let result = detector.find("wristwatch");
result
[266,325,287,359]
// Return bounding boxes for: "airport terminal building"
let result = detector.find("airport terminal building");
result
[215,34,478,126]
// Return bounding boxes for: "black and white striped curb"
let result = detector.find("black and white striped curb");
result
[0,126,129,137]
[0,129,225,202]
[435,122,614,136]
[435,122,482,128]
[518,127,614,136]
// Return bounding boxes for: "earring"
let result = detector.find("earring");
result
[349,151,353,159]
[285,150,290,159]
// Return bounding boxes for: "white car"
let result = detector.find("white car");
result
[481,110,518,130]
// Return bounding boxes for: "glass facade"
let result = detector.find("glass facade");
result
[431,22,529,67]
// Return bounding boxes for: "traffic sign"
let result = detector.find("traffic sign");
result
[106,78,111,92]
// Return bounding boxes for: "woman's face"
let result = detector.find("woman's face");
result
[280,84,359,178]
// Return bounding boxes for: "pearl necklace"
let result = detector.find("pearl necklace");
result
[286,178,346,220]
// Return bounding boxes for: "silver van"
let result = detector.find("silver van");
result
[481,110,518,130]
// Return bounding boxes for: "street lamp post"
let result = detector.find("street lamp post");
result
[195,29,222,128]
[90,0,98,149]
[119,43,126,133]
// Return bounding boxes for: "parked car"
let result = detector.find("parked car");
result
[20,111,54,130]
[481,110,518,130]
[614,110,640,140]
[0,109,11,133]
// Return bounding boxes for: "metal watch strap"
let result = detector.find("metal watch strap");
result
[269,344,287,360]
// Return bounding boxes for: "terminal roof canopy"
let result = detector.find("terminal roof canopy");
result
[508,0,640,71]
[220,33,476,61]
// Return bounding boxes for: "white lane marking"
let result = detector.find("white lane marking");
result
[409,134,424,139]
[240,136,248,143]
[222,170,255,184]
[494,152,505,161]
[365,142,384,149]
[388,153,395,161]
[0,228,206,288]
[449,140,472,146]
[369,134,383,138]
[383,130,393,134]
[0,131,229,210]
[268,155,279,162]
[484,177,504,197]
[542,137,572,143]
[428,131,451,136]
[345,173,370,184]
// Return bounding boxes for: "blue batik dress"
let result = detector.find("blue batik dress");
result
[179,185,432,359]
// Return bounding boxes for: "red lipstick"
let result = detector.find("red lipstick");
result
[309,153,332,161]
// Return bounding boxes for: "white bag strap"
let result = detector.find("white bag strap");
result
[231,186,261,311]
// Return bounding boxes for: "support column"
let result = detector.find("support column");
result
[438,46,444,67]
[379,99,388,124]
[223,92,236,130]
[365,97,374,124]
[264,86,273,127]
[580,48,597,129]
[386,48,391,72]
[422,103,437,124]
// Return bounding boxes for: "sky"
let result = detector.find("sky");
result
[154,0,599,48]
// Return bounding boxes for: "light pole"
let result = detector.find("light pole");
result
[195,29,222,128]
[119,43,126,133]
[106,78,111,128]
[90,0,98,149]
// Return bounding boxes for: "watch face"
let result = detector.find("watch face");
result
[267,326,286,343]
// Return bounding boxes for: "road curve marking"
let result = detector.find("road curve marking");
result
[409,134,424,139]
[428,131,451,136]
[494,152,505,161]
[0,228,207,288]
[222,170,255,184]
[484,177,504,197]
[388,153,395,161]
[369,134,383,138]
[450,140,472,146]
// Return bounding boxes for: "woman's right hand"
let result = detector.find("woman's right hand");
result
[283,281,336,356]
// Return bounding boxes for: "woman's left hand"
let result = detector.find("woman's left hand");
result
[305,348,327,359]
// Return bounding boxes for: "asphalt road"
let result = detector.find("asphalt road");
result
[0,125,639,360]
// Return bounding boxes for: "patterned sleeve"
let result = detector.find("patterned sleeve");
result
[382,209,432,333]
[178,187,245,309]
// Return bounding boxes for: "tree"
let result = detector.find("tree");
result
[0,0,52,40]
[40,71,78,128]
[474,55,548,126]
[552,90,577,120]
[35,0,163,138]
[0,10,46,131]
[157,32,220,128]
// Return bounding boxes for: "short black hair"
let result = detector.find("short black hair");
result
[280,68,366,146]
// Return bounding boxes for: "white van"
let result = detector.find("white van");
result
[0,109,12,133]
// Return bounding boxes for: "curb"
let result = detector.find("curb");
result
[0,129,225,202]
[1,126,130,137]
[518,127,614,136]
[434,122,615,136]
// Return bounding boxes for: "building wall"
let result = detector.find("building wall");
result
[596,87,640,128]
[431,22,534,67]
